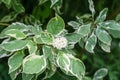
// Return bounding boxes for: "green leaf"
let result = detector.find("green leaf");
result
[5,29,26,40]
[65,33,82,44]
[76,16,84,24]
[2,0,11,5]
[38,0,48,5]
[95,8,108,23]
[50,0,59,8]
[8,51,25,73]
[12,0,25,13]
[83,76,92,80]
[108,71,118,80]
[67,44,75,49]
[42,45,56,79]
[96,28,112,46]
[22,73,34,80]
[0,33,8,39]
[31,26,42,35]
[85,32,97,53]
[99,41,110,53]
[1,22,29,34]
[57,51,85,80]
[78,38,86,48]
[42,45,55,62]
[33,35,43,44]
[115,13,120,22]
[68,21,80,30]
[101,21,120,38]
[9,68,21,80]
[93,68,108,80]
[108,30,120,38]
[43,62,56,79]
[27,40,37,54]
[77,24,91,37]
[47,15,65,35]
[116,13,120,21]
[51,0,62,14]
[101,21,120,31]
[88,0,95,17]
[57,52,72,75]
[40,32,54,44]
[70,57,85,80]
[34,32,53,45]
[80,14,92,19]
[0,12,18,22]
[1,40,27,52]
[0,48,9,58]
[23,54,46,74]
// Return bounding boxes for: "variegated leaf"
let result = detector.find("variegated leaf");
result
[34,32,53,45]
[8,51,25,73]
[1,40,27,52]
[85,32,97,53]
[5,29,26,40]
[93,68,108,80]
[77,24,91,37]
[95,8,108,23]
[96,28,112,46]
[47,14,65,36]
[57,51,85,80]
[27,40,37,54]
[23,54,46,74]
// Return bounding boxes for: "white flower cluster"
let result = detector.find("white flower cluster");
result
[53,36,68,50]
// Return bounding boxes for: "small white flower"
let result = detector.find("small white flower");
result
[53,36,68,50]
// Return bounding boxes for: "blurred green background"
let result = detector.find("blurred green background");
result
[0,0,120,80]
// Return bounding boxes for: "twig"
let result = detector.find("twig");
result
[0,23,9,26]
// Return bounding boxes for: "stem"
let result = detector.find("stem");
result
[0,23,9,26]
